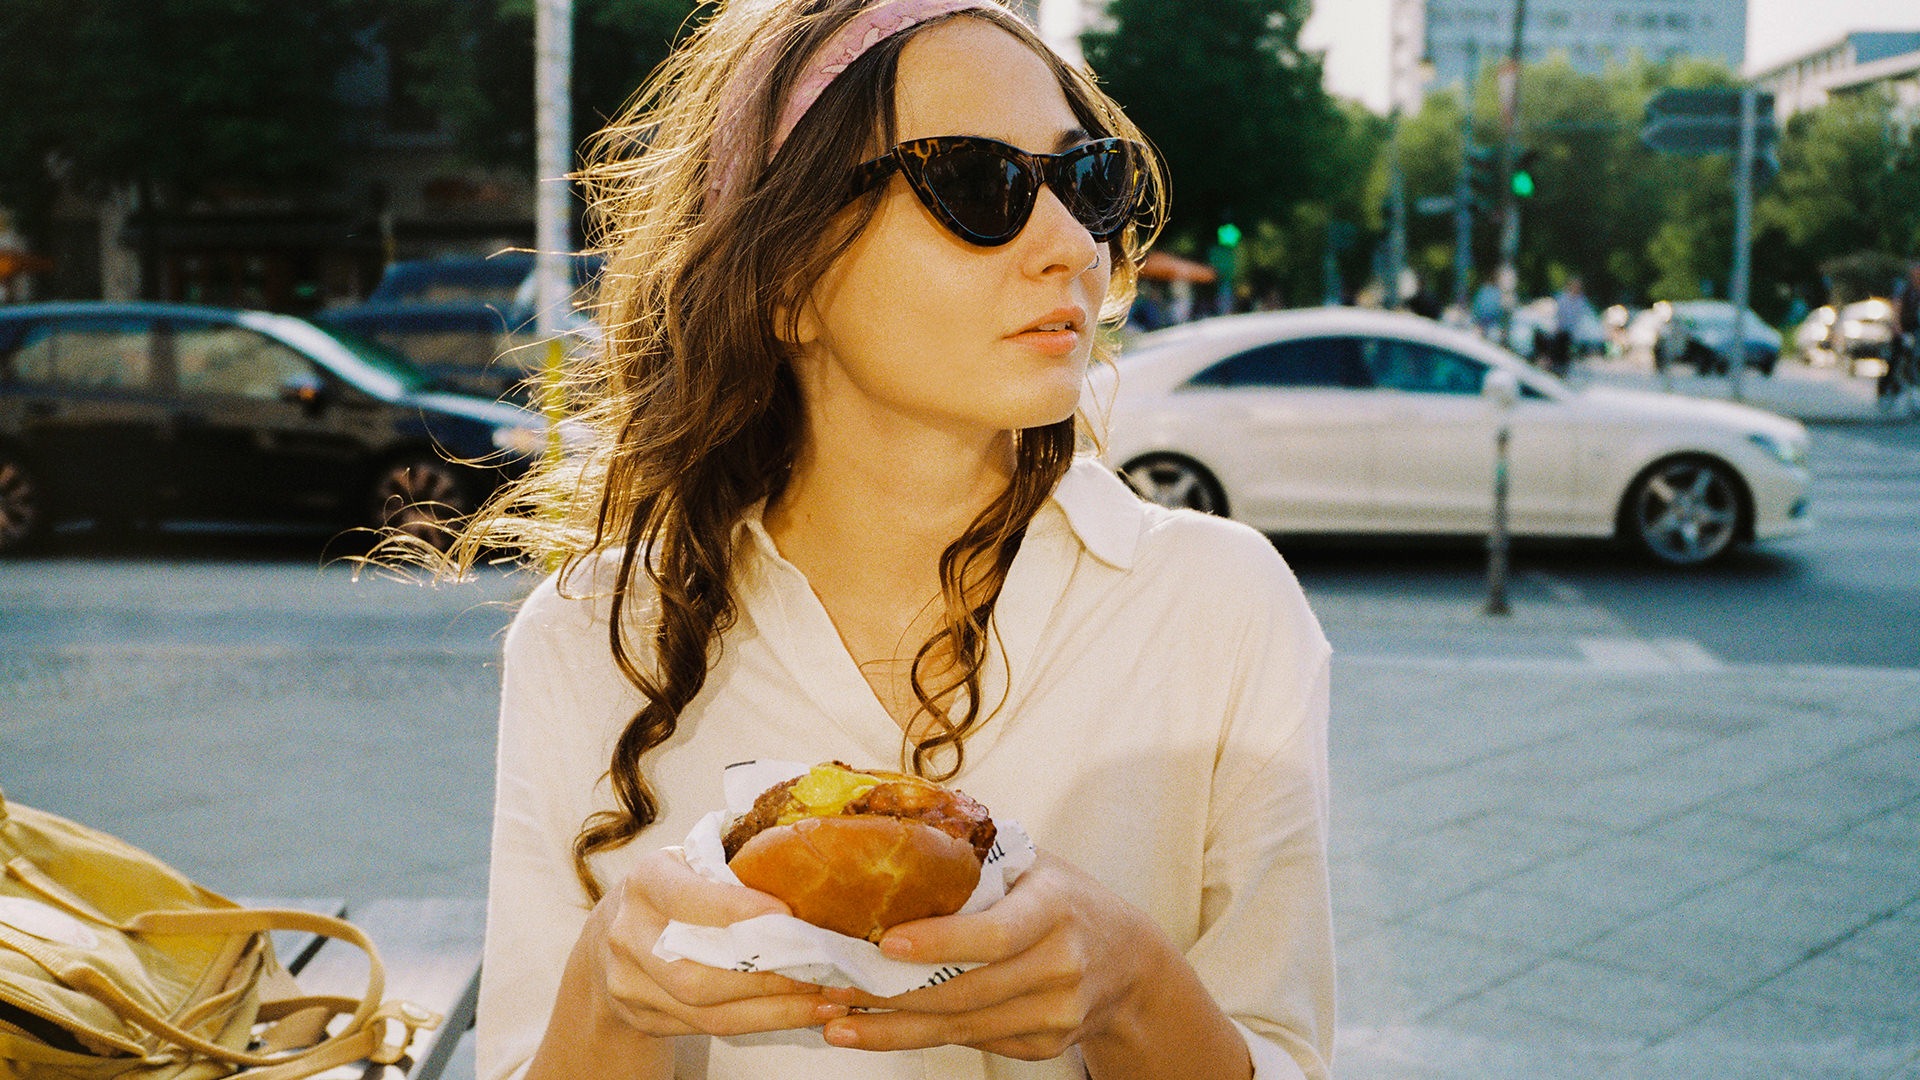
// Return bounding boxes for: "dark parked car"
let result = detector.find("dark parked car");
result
[1652,300,1782,376]
[0,302,548,552]
[314,301,540,402]
[366,253,538,306]
[322,253,603,401]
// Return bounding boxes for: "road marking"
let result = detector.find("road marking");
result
[1524,569,1586,605]
[1576,636,1724,672]
[1652,637,1726,672]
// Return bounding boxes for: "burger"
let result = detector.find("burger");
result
[721,761,997,943]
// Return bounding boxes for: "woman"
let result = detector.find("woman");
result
[465,1,1334,1077]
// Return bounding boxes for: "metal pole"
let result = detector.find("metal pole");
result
[535,0,574,485]
[1495,0,1527,341]
[1453,41,1480,314]
[1388,111,1407,310]
[1324,223,1342,306]
[1486,423,1511,616]
[1728,85,1756,403]
[534,0,574,341]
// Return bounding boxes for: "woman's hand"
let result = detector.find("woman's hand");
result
[815,851,1249,1078]
[578,846,851,1039]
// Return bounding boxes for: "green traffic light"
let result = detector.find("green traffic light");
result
[1216,223,1242,248]
[1511,170,1535,198]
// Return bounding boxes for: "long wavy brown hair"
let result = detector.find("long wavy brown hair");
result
[445,0,1165,900]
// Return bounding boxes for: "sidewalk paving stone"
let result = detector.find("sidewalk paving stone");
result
[1326,643,1920,1078]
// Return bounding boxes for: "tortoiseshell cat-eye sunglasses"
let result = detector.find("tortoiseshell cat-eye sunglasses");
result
[846,135,1149,247]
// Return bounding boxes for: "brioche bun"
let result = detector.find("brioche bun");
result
[722,762,995,943]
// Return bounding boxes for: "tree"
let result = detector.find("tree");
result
[1082,0,1342,250]
[0,0,374,290]
[1757,88,1920,307]
[390,0,702,170]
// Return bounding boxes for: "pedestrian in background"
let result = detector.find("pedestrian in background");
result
[1886,263,1920,401]
[432,2,1337,1078]
[1471,280,1504,339]
[1549,276,1590,375]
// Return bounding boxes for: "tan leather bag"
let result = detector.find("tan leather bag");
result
[0,787,439,1079]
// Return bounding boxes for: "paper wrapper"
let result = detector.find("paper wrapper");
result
[653,759,1035,997]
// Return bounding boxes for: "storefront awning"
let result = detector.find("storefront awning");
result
[1140,249,1218,284]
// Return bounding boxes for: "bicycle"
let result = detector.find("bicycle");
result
[1877,332,1920,419]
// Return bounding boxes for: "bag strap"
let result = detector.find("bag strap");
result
[58,907,438,1074]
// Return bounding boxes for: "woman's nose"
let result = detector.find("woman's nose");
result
[1021,184,1100,278]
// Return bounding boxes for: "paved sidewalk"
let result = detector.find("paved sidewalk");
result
[1318,584,1920,1079]
[1566,356,1898,425]
[4,562,1916,1078]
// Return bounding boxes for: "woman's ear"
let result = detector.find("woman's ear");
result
[775,293,823,347]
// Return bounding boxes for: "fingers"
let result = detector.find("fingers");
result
[591,847,833,1038]
[822,986,1085,1058]
[873,855,1065,967]
[631,846,793,927]
[618,986,849,1039]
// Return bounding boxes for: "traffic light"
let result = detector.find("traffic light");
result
[1464,144,1500,212]
[1216,222,1243,249]
[1510,149,1538,199]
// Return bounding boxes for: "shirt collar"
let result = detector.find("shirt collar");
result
[736,455,1145,572]
[1046,455,1145,570]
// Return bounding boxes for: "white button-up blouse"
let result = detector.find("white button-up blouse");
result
[477,457,1335,1080]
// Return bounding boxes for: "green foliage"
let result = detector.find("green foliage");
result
[1380,52,1920,319]
[1083,0,1342,250]
[0,0,371,230]
[1757,88,1920,305]
[381,0,701,169]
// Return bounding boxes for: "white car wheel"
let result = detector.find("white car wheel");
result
[1121,455,1228,516]
[1623,456,1744,566]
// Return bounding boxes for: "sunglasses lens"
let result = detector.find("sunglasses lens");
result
[1059,144,1138,238]
[920,146,1032,243]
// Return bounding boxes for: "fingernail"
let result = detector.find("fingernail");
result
[814,1002,849,1022]
[823,986,855,1004]
[878,936,911,959]
[824,1020,858,1046]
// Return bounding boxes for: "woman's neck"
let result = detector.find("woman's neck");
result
[765,421,1014,589]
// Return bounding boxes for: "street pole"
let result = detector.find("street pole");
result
[1495,0,1527,342]
[1388,111,1407,310]
[1728,85,1757,404]
[534,0,574,340]
[1453,41,1480,314]
[1483,369,1518,616]
[535,0,574,469]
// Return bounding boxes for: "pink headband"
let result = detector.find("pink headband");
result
[709,0,994,208]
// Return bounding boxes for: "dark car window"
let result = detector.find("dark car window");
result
[1361,338,1487,395]
[1189,336,1370,389]
[8,318,154,390]
[173,323,316,400]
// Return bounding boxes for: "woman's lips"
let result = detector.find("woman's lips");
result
[1008,307,1087,356]
[1008,328,1081,355]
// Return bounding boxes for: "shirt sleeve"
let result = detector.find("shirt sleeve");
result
[475,573,608,1080]
[1186,537,1336,1080]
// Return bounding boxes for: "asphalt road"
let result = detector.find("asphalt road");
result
[4,422,1915,1078]
[1282,422,1920,672]
[4,419,1913,899]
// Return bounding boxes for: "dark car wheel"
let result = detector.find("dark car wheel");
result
[1620,456,1745,566]
[1120,454,1228,517]
[0,450,43,555]
[370,455,471,550]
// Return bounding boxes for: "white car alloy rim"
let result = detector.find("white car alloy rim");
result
[1123,458,1221,514]
[1634,459,1738,564]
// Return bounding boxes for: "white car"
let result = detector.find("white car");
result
[1087,308,1814,566]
